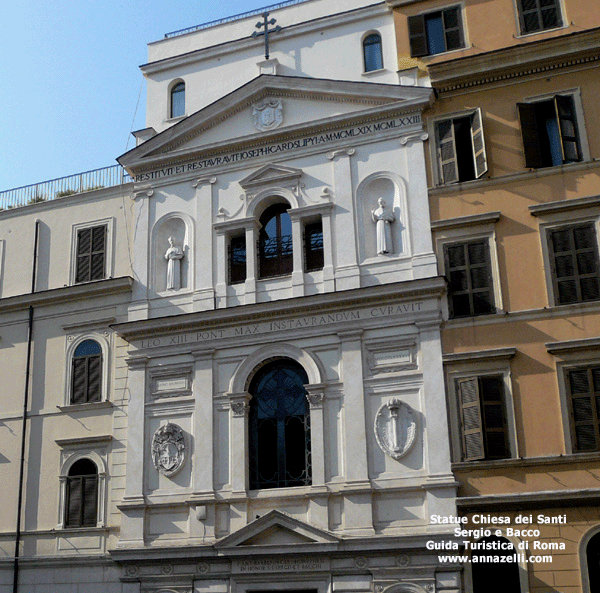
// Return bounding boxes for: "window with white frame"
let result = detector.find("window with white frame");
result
[363,32,383,72]
[56,444,109,530]
[170,81,185,119]
[444,348,517,463]
[71,218,113,285]
[518,93,586,169]
[516,0,563,35]
[408,6,465,57]
[433,109,488,185]
[564,363,600,453]
[434,212,502,319]
[71,339,102,404]
[546,222,600,305]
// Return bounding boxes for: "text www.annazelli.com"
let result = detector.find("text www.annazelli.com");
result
[438,555,553,564]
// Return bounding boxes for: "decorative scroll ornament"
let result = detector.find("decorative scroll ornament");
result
[152,423,185,477]
[252,98,283,131]
[374,399,417,460]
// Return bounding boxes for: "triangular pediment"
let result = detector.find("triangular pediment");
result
[118,75,432,172]
[214,510,340,549]
[239,163,303,190]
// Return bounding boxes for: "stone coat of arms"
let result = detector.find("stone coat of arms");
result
[374,398,417,460]
[152,423,186,477]
[252,98,283,131]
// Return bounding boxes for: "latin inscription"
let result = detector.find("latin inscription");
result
[138,302,423,350]
[235,557,325,573]
[134,115,421,182]
[156,378,188,392]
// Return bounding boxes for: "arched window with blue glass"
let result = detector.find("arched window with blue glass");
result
[363,32,383,72]
[248,359,311,490]
[170,81,185,119]
[71,339,102,404]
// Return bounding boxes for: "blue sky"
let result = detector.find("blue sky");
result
[0,0,276,191]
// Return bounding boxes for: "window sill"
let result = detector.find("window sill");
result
[362,68,387,77]
[515,23,568,40]
[57,401,113,413]
[452,450,600,472]
[429,159,600,195]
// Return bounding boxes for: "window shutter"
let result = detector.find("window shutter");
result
[76,228,92,283]
[442,7,464,51]
[517,102,544,169]
[90,226,106,281]
[65,477,83,527]
[554,95,582,163]
[87,355,102,403]
[436,120,459,184]
[82,476,98,526]
[470,108,488,179]
[458,378,485,461]
[71,357,88,404]
[568,367,600,452]
[408,15,428,57]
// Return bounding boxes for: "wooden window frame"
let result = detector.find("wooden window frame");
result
[565,364,600,453]
[408,5,465,58]
[516,0,563,35]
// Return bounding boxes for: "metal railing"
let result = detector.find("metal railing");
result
[165,0,311,38]
[0,165,132,211]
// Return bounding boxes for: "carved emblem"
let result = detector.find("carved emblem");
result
[152,423,185,477]
[252,98,283,131]
[374,399,417,460]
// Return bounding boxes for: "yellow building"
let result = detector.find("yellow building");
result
[388,0,600,591]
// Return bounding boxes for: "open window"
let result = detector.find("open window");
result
[434,109,487,185]
[518,94,583,169]
[408,6,464,57]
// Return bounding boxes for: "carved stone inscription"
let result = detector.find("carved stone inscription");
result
[138,301,425,349]
[234,557,327,573]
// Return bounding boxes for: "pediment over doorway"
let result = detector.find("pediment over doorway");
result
[214,509,340,549]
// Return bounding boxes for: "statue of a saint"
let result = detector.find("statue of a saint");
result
[165,236,184,291]
[371,198,395,254]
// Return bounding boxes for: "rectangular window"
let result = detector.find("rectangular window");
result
[408,7,464,57]
[566,364,600,453]
[458,375,510,461]
[435,109,487,185]
[228,235,247,285]
[517,0,563,35]
[444,239,495,318]
[304,221,324,272]
[518,95,582,169]
[75,225,106,283]
[547,223,600,305]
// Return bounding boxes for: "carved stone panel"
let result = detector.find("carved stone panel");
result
[151,423,186,477]
[374,399,417,460]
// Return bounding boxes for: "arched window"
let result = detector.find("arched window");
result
[258,203,293,279]
[170,81,185,118]
[249,359,311,489]
[588,532,600,591]
[363,33,383,72]
[472,535,521,593]
[65,459,98,528]
[71,339,102,404]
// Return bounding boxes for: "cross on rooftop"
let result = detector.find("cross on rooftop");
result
[251,12,282,61]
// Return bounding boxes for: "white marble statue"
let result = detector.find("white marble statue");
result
[164,236,184,291]
[371,198,395,254]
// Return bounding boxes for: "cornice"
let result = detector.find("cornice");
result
[111,276,446,341]
[428,27,600,94]
[431,211,501,231]
[529,194,600,216]
[0,276,134,313]
[443,347,517,365]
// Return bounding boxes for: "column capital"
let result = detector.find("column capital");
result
[192,175,217,188]
[327,147,356,160]
[228,392,252,417]
[305,383,326,409]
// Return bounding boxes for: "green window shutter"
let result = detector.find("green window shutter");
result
[436,119,459,184]
[458,378,486,461]
[554,95,582,164]
[470,108,488,179]
[408,15,428,57]
[517,102,544,169]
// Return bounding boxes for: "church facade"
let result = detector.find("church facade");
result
[0,1,461,593]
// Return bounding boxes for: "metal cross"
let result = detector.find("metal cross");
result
[251,12,281,61]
